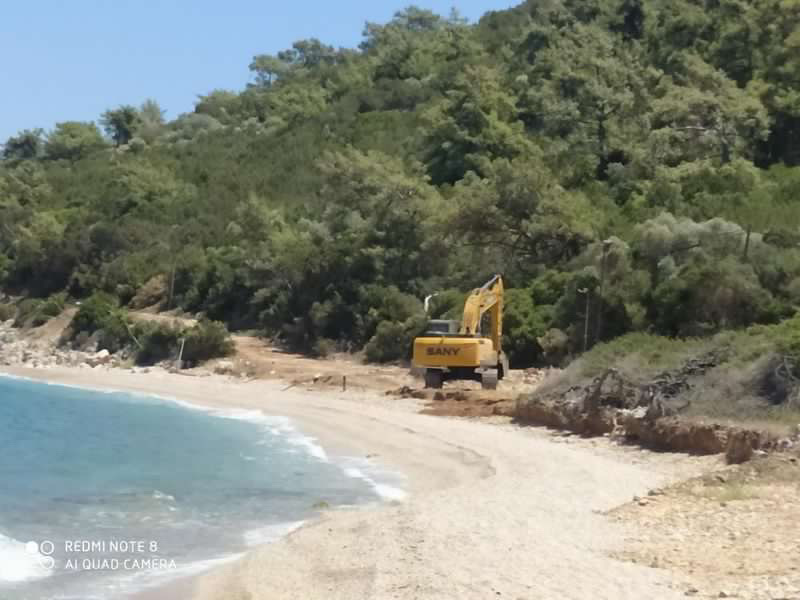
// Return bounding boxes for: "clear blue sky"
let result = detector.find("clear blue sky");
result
[1,1,517,141]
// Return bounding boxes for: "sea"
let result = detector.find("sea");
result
[0,374,405,599]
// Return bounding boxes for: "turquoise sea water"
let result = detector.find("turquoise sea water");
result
[0,375,404,599]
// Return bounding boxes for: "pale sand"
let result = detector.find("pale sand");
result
[1,366,715,599]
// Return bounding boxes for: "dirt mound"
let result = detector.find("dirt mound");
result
[620,415,728,454]
[386,383,525,418]
[515,393,615,435]
[516,359,792,459]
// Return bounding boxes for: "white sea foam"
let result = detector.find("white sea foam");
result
[243,520,306,547]
[340,459,408,502]
[152,490,175,502]
[157,398,331,463]
[0,533,53,583]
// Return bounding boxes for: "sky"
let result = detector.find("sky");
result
[0,1,518,142]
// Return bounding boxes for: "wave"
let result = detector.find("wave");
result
[243,520,306,547]
[339,458,408,502]
[0,533,53,584]
[166,400,331,463]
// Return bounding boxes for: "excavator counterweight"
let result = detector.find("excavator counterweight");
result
[412,275,509,390]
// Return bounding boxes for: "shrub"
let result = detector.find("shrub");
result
[0,303,16,322]
[41,292,66,318]
[13,299,44,327]
[70,292,131,352]
[537,328,570,366]
[10,293,66,328]
[503,288,554,367]
[71,292,117,334]
[311,338,337,358]
[0,254,10,285]
[130,274,168,309]
[364,315,426,363]
[365,321,407,363]
[133,321,184,365]
[574,332,707,378]
[181,319,234,365]
[773,314,800,362]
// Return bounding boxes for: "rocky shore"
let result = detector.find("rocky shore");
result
[0,320,126,371]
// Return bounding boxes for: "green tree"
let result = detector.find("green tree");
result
[450,157,599,270]
[515,23,653,183]
[249,54,289,86]
[422,63,530,184]
[2,129,44,162]
[100,105,142,146]
[44,121,107,161]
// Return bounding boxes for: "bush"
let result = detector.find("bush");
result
[70,292,131,352]
[181,319,234,364]
[10,293,66,328]
[13,299,44,327]
[71,292,116,333]
[0,254,10,285]
[41,292,66,318]
[133,321,184,365]
[0,303,16,322]
[130,274,168,309]
[503,288,554,367]
[311,338,337,358]
[575,332,705,378]
[364,315,426,363]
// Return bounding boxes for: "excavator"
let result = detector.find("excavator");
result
[412,275,509,390]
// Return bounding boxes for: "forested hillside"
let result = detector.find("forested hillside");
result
[2,0,800,366]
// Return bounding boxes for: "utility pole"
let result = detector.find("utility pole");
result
[742,224,752,261]
[578,287,590,353]
[166,224,179,310]
[594,239,612,345]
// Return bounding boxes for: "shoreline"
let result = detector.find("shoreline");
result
[0,367,416,600]
[1,365,713,599]
[0,366,451,600]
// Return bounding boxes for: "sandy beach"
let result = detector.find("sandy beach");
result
[1,365,716,599]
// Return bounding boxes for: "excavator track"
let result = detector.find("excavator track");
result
[481,369,498,390]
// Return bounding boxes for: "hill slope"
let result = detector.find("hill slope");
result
[1,0,799,367]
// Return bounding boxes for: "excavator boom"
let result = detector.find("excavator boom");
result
[460,274,504,353]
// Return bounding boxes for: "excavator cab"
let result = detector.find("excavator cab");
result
[412,275,509,390]
[424,320,460,336]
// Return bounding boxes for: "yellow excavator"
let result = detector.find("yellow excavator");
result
[412,275,509,390]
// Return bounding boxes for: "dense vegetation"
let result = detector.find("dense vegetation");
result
[65,292,234,366]
[2,1,799,366]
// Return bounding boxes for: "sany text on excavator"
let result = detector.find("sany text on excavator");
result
[412,275,509,390]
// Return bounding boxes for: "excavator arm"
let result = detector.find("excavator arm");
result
[460,274,504,352]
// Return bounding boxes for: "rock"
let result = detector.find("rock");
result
[725,429,776,464]
[214,360,235,375]
[85,349,112,367]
